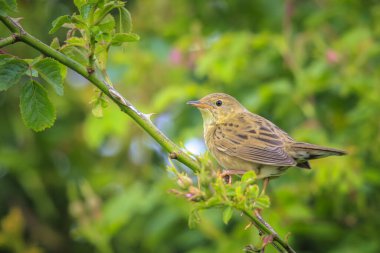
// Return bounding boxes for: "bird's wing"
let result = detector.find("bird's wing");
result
[213,113,296,166]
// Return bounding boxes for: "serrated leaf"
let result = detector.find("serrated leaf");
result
[222,206,233,224]
[22,60,38,77]
[0,59,28,91]
[49,15,71,34]
[241,170,257,184]
[50,37,60,50]
[20,80,56,131]
[117,7,132,33]
[0,0,17,16]
[65,37,87,47]
[60,45,89,66]
[33,58,65,96]
[111,33,139,46]
[0,54,14,65]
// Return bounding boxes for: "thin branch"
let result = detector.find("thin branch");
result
[0,34,19,48]
[255,209,278,235]
[0,15,296,253]
[242,210,296,253]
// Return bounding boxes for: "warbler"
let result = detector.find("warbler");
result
[188,93,346,190]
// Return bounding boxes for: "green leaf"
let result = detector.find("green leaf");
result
[98,14,115,33]
[188,209,201,228]
[241,170,257,184]
[50,37,60,50]
[91,24,112,44]
[95,45,108,70]
[65,37,87,47]
[91,94,108,118]
[95,32,112,45]
[19,80,56,132]
[111,33,140,46]
[0,0,17,16]
[0,59,28,91]
[33,58,65,96]
[0,54,14,65]
[73,0,86,9]
[71,15,87,30]
[23,58,39,77]
[94,1,123,25]
[204,196,220,207]
[255,195,271,209]
[117,7,132,33]
[92,102,104,118]
[222,206,233,224]
[49,15,71,34]
[80,3,96,21]
[60,45,89,66]
[235,185,244,199]
[246,185,259,199]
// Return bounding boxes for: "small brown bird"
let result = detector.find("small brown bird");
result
[188,93,346,191]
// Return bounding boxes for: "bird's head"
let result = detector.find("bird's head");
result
[187,93,246,126]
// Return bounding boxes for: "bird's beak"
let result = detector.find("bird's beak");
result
[187,100,212,109]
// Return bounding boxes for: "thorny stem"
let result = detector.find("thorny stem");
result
[242,210,296,253]
[0,15,296,253]
[255,209,278,236]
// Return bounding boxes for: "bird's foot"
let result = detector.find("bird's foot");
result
[219,169,247,184]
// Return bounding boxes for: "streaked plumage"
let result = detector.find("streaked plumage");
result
[188,93,346,179]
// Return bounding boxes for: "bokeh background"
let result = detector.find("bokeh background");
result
[1,0,380,252]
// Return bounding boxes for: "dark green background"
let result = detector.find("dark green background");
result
[1,0,379,252]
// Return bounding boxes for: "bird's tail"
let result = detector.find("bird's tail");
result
[291,142,346,160]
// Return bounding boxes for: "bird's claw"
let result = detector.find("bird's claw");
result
[219,169,247,184]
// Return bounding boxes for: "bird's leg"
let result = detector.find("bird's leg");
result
[261,177,270,196]
[219,170,231,184]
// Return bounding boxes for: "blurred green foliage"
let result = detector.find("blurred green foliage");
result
[1,0,380,252]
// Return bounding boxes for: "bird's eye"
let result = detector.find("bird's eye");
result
[215,100,223,107]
